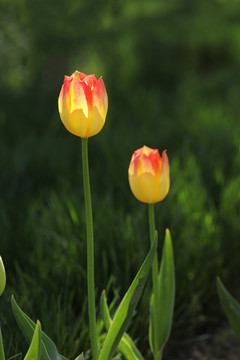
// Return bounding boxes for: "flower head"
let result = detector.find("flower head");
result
[58,71,108,138]
[128,146,170,203]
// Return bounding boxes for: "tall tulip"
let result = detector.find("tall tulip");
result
[59,70,108,359]
[128,146,170,204]
[58,71,108,138]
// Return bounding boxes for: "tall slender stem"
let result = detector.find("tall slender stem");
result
[148,204,162,360]
[82,138,99,360]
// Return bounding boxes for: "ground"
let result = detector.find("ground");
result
[167,326,240,360]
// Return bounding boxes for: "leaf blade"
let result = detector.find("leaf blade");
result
[149,229,175,353]
[24,321,42,360]
[74,353,85,360]
[99,234,158,360]
[11,296,68,360]
[100,291,144,360]
[217,277,240,342]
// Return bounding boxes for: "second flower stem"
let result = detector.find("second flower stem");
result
[148,203,162,360]
[82,138,99,360]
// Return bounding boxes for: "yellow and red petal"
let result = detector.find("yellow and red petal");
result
[85,105,105,138]
[62,108,90,137]
[128,146,170,204]
[91,77,108,120]
[157,150,170,201]
[69,78,89,116]
[84,74,98,89]
[72,71,87,82]
[97,77,108,113]
[58,70,108,138]
[58,78,88,135]
[64,75,71,84]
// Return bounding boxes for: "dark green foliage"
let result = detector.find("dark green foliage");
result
[217,278,240,343]
[1,0,240,358]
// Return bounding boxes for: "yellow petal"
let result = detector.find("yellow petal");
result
[129,172,156,203]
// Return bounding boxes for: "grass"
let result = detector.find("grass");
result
[1,0,240,358]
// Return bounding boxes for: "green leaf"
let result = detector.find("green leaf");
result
[100,291,111,330]
[100,291,144,360]
[217,277,240,342]
[11,296,68,360]
[0,257,6,296]
[24,321,41,360]
[99,234,158,360]
[149,229,175,353]
[74,354,85,360]
[0,325,5,360]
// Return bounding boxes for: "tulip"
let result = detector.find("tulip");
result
[58,71,108,138]
[128,145,170,204]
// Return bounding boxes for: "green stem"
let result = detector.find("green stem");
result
[148,204,161,360]
[82,138,99,360]
[0,325,6,360]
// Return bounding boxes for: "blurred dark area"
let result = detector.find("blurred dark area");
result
[1,0,240,358]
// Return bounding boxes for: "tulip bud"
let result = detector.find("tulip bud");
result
[128,146,170,204]
[0,256,6,296]
[58,71,108,138]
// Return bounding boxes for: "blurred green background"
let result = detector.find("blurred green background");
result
[1,0,240,358]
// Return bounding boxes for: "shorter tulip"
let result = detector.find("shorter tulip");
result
[58,71,108,138]
[128,146,170,204]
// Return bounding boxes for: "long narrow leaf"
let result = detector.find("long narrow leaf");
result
[100,291,144,360]
[99,234,158,360]
[0,325,5,360]
[11,296,68,360]
[217,277,240,342]
[158,229,175,350]
[24,321,41,360]
[149,229,175,353]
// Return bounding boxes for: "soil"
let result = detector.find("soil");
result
[166,327,240,360]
